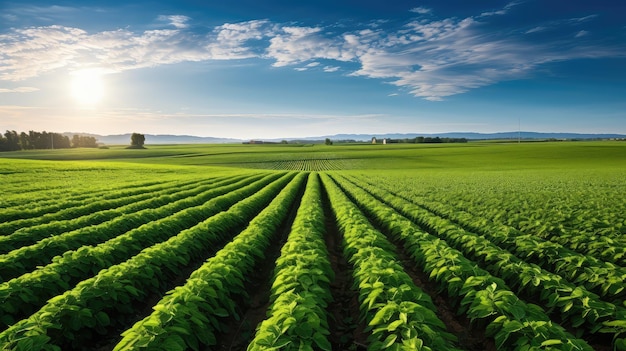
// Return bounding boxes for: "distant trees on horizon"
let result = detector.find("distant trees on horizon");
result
[129,133,145,148]
[0,130,98,151]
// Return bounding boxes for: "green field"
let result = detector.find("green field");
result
[0,141,625,351]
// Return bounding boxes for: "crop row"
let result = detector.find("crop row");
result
[0,173,280,328]
[0,172,297,349]
[0,168,167,211]
[0,176,237,253]
[352,175,626,330]
[113,173,306,350]
[0,173,263,282]
[322,174,460,351]
[0,178,195,224]
[247,173,333,351]
[1,168,623,350]
[0,178,209,236]
[242,158,354,171]
[330,174,596,351]
[374,173,626,266]
[367,184,626,301]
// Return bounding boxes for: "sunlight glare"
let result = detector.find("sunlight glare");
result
[70,68,104,105]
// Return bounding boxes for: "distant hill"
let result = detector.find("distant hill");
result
[309,132,626,142]
[62,131,625,145]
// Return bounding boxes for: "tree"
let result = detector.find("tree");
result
[2,131,20,151]
[72,135,98,148]
[325,138,333,145]
[130,133,145,147]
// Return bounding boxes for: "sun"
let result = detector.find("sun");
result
[70,68,104,105]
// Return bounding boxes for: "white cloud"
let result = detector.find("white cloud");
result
[266,26,332,66]
[480,1,524,17]
[159,15,191,29]
[0,5,623,102]
[575,30,589,38]
[410,7,431,15]
[0,18,275,80]
[572,14,599,23]
[0,87,39,93]
[210,20,275,59]
[525,26,546,34]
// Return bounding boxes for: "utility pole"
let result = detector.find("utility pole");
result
[518,117,521,144]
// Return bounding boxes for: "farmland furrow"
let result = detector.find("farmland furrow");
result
[321,179,367,350]
[0,178,192,223]
[360,178,626,304]
[0,176,239,253]
[0,173,281,328]
[1,178,166,210]
[215,179,302,351]
[0,173,264,282]
[339,174,623,349]
[382,176,626,266]
[354,175,626,301]
[110,172,306,351]
[329,174,595,351]
[247,173,334,351]
[331,178,493,350]
[321,173,461,351]
[0,172,299,350]
[0,179,207,236]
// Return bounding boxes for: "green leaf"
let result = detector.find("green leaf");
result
[214,307,229,317]
[312,332,332,351]
[383,334,398,348]
[387,319,404,332]
[95,311,110,327]
[294,323,313,339]
[540,339,563,347]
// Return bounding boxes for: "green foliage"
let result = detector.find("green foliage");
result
[332,174,595,351]
[321,174,460,351]
[130,133,145,147]
[248,173,333,351]
[0,173,296,350]
[113,173,306,350]
[0,141,624,350]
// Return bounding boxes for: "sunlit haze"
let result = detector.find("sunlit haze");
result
[70,69,104,105]
[0,0,625,139]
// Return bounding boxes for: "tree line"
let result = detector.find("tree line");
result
[387,136,468,144]
[0,130,98,152]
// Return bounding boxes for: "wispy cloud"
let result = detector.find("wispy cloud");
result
[266,26,350,67]
[525,26,546,34]
[0,87,39,93]
[158,15,190,29]
[524,14,599,35]
[294,61,321,71]
[409,7,431,15]
[0,4,623,101]
[479,1,524,17]
[575,30,589,38]
[0,18,274,80]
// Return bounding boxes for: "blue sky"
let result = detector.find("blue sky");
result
[0,0,625,139]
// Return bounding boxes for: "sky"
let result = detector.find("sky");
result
[0,0,625,139]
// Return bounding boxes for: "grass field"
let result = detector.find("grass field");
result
[0,141,625,351]
[1,140,624,170]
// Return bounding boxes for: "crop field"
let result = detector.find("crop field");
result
[0,141,625,351]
